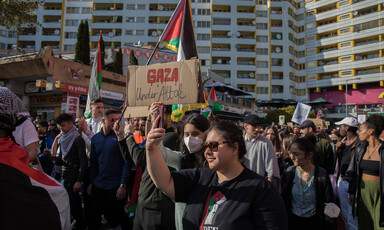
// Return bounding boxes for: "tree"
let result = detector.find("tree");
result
[75,20,90,65]
[129,49,138,65]
[0,0,41,54]
[112,48,123,74]
[100,35,105,69]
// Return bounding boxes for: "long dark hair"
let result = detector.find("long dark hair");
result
[180,114,210,169]
[263,125,281,153]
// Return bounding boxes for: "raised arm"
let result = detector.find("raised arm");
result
[146,116,175,200]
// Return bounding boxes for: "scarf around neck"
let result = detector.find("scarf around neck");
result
[59,126,79,158]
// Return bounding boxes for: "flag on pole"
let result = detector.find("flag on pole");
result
[160,0,197,61]
[202,85,223,117]
[85,32,103,118]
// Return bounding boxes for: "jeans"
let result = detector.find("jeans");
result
[62,177,85,229]
[338,177,357,230]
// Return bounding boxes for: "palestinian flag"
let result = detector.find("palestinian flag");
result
[160,0,197,61]
[202,86,223,117]
[85,32,103,118]
[0,137,70,229]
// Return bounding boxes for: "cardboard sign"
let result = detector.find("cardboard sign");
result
[126,59,204,107]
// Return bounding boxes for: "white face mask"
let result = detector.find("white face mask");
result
[184,136,203,153]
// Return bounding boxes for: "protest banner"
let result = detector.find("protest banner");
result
[291,102,311,124]
[126,59,204,107]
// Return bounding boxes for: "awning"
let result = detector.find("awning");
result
[204,82,252,96]
[308,98,331,104]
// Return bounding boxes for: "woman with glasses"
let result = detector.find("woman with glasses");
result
[281,136,337,230]
[146,118,287,230]
[347,114,384,230]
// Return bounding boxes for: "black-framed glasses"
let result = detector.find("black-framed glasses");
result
[202,141,231,152]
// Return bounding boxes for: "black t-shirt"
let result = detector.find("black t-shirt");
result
[340,142,354,176]
[171,167,288,230]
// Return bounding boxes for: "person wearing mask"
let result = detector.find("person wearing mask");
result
[114,103,179,230]
[156,113,210,230]
[0,87,39,162]
[36,120,55,175]
[0,104,71,230]
[331,130,342,153]
[146,118,288,229]
[281,136,337,230]
[56,113,88,230]
[334,117,360,230]
[300,120,335,175]
[88,109,131,230]
[347,114,384,230]
[243,114,280,188]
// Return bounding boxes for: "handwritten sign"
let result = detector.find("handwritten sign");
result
[126,59,204,107]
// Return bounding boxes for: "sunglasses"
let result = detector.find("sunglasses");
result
[202,141,231,152]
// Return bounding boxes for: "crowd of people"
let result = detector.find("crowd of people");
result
[2,86,384,230]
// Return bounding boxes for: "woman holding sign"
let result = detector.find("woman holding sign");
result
[146,116,287,230]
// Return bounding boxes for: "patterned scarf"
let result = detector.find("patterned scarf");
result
[59,126,79,158]
[0,87,30,119]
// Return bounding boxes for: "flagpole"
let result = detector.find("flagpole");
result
[145,0,185,66]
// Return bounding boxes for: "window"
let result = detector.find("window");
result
[126,4,135,10]
[256,61,268,68]
[197,9,210,15]
[64,45,75,51]
[136,17,145,23]
[237,72,255,79]
[65,20,79,26]
[271,59,283,66]
[338,0,350,7]
[137,4,146,9]
[8,31,15,38]
[256,74,268,81]
[65,32,77,38]
[198,46,210,53]
[256,11,267,17]
[256,0,267,5]
[256,48,268,55]
[197,33,210,40]
[196,21,210,28]
[256,35,268,42]
[306,35,315,42]
[125,30,133,35]
[126,17,134,22]
[339,13,351,21]
[340,70,352,76]
[66,7,80,13]
[135,30,144,36]
[272,72,283,79]
[339,27,351,35]
[256,87,268,94]
[340,55,352,62]
[339,41,352,48]
[1,30,6,37]
[256,23,268,30]
[82,7,92,14]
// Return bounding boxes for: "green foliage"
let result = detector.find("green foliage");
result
[0,0,40,29]
[129,50,138,65]
[112,48,123,74]
[308,111,316,118]
[263,106,296,124]
[100,35,105,69]
[75,20,90,65]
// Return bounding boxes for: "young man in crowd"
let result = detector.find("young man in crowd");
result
[56,113,87,230]
[243,114,280,189]
[300,119,335,175]
[36,120,55,175]
[88,109,131,230]
[115,103,179,230]
[336,117,360,230]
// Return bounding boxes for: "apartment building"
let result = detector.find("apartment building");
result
[305,0,384,118]
[5,0,383,117]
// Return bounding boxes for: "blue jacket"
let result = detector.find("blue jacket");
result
[90,130,131,190]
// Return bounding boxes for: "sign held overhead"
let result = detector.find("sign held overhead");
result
[126,59,204,107]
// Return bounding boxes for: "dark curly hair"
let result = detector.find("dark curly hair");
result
[365,114,384,138]
[204,120,247,160]
[180,114,210,169]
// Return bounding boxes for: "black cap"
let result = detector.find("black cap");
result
[299,120,316,130]
[244,114,263,126]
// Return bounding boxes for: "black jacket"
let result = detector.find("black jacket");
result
[118,128,179,210]
[281,165,337,230]
[60,136,87,182]
[347,141,384,227]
